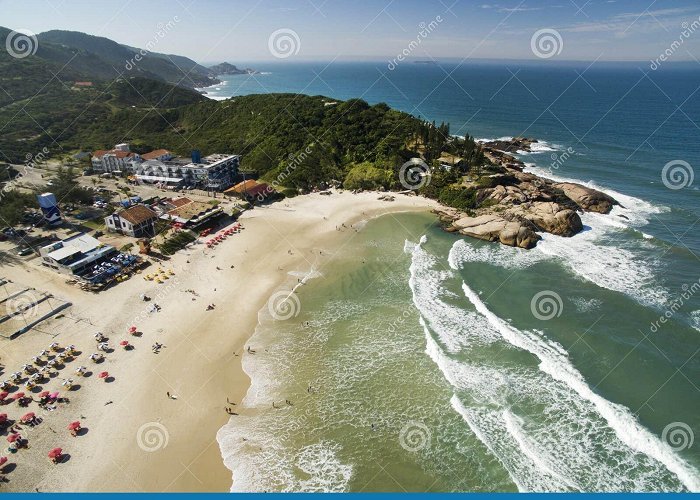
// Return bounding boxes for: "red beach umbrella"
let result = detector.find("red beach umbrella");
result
[6,434,20,443]
[12,392,25,401]
[0,456,7,466]
[0,391,8,401]
[48,447,62,459]
[67,421,81,431]
[120,340,129,347]
[98,371,109,379]
[39,391,50,398]
[129,326,137,334]
[0,414,7,423]
[20,412,34,423]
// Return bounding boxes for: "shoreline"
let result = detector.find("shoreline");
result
[1,191,438,492]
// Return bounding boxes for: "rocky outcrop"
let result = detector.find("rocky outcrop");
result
[448,214,541,249]
[506,202,583,237]
[435,137,618,249]
[553,182,618,214]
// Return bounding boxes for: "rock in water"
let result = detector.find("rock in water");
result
[451,214,541,249]
[553,182,618,214]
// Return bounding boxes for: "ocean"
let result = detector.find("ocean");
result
[213,61,700,492]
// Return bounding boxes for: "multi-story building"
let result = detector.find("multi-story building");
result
[133,153,240,191]
[91,143,141,173]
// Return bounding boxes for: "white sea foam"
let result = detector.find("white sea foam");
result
[534,213,668,307]
[407,237,699,492]
[448,239,547,270]
[460,280,700,492]
[691,310,700,333]
[569,296,603,313]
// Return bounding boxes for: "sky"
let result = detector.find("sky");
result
[1,0,700,63]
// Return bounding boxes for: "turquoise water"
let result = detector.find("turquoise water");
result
[215,62,700,492]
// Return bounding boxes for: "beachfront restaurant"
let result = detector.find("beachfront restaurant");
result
[39,234,139,285]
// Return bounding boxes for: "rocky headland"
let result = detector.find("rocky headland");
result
[436,137,619,249]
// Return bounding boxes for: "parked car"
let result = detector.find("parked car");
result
[17,247,33,256]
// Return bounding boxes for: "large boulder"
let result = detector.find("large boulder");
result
[508,202,583,237]
[452,214,541,249]
[554,182,618,214]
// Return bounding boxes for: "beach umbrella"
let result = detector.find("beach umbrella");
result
[48,448,62,459]
[6,434,20,443]
[129,326,137,334]
[0,414,7,423]
[0,456,7,466]
[12,392,25,400]
[49,391,59,399]
[98,371,109,379]
[120,340,129,347]
[0,391,8,401]
[67,421,81,431]
[39,391,50,398]
[20,412,34,423]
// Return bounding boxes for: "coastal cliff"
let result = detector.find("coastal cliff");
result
[436,137,619,249]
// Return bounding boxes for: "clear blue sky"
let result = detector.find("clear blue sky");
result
[1,0,699,63]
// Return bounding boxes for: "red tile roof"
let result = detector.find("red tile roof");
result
[141,149,172,160]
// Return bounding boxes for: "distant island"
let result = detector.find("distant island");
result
[208,62,259,76]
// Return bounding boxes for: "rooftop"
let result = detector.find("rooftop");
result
[118,205,158,225]
[141,149,172,161]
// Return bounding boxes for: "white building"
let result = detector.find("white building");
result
[91,144,141,173]
[105,204,158,238]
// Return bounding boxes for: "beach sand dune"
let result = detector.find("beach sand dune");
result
[0,191,437,492]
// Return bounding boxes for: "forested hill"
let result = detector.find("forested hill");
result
[68,93,481,189]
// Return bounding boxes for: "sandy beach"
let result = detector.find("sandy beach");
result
[0,191,438,492]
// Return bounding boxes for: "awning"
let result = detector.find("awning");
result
[135,175,183,183]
